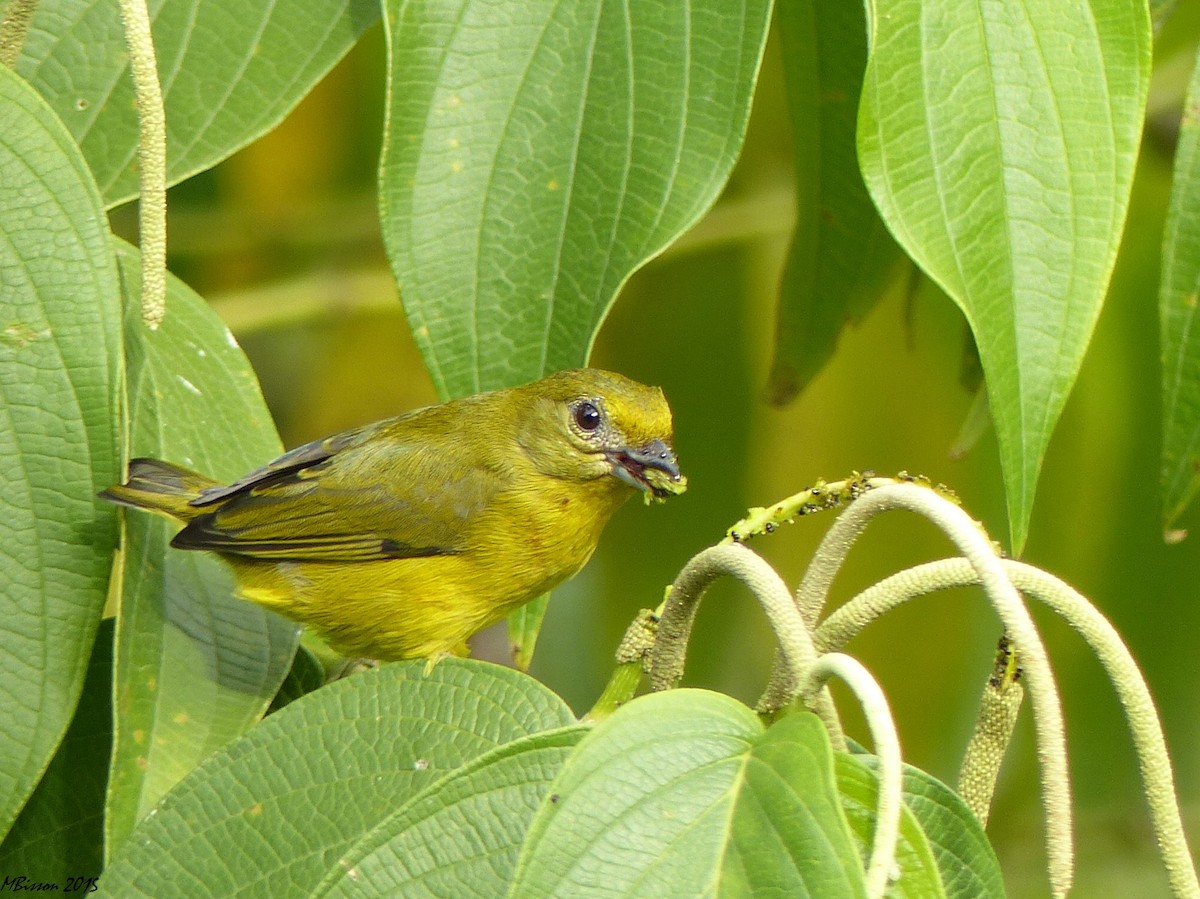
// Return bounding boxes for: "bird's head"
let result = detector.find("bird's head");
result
[516,369,686,500]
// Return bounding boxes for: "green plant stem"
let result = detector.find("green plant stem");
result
[817,557,1199,899]
[583,608,662,723]
[647,543,844,747]
[0,0,37,68]
[793,483,1073,899]
[209,268,399,336]
[117,0,167,329]
[582,662,642,725]
[803,653,901,899]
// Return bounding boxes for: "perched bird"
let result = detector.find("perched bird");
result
[100,368,686,662]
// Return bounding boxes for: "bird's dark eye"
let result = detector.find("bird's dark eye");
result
[574,401,602,432]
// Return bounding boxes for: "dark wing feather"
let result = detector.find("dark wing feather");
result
[189,422,381,507]
[171,526,447,561]
[174,407,507,562]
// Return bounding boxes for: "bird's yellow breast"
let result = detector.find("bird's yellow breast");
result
[229,473,630,660]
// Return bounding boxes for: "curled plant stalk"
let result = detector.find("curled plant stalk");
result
[723,472,957,627]
[816,557,1200,899]
[117,0,167,328]
[1005,564,1200,899]
[647,543,844,746]
[610,476,1190,895]
[803,653,902,899]
[728,473,899,717]
[762,481,1074,898]
[788,478,965,628]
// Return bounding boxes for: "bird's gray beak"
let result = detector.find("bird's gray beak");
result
[607,439,683,496]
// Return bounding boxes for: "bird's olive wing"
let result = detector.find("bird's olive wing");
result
[172,416,503,561]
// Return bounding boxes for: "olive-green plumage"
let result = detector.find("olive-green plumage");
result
[100,369,685,661]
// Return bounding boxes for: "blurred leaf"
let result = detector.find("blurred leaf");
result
[0,619,112,883]
[766,0,907,404]
[105,240,299,854]
[17,0,379,206]
[266,643,326,715]
[509,692,867,897]
[948,386,991,462]
[0,66,121,840]
[1160,47,1200,529]
[958,322,984,393]
[835,754,945,898]
[102,660,576,897]
[378,0,772,400]
[508,593,550,671]
[320,725,587,896]
[1152,0,1179,34]
[858,0,1151,552]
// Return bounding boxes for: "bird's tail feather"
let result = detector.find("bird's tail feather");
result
[99,458,219,522]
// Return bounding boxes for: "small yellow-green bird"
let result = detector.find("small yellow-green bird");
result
[100,368,685,662]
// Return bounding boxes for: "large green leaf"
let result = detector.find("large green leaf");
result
[17,0,378,206]
[767,0,907,404]
[101,660,576,897]
[1160,44,1200,529]
[892,763,1005,899]
[318,726,587,897]
[378,0,772,399]
[105,241,299,854]
[835,754,945,898]
[0,66,121,840]
[509,691,867,897]
[836,751,1011,899]
[0,620,112,885]
[858,0,1151,551]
